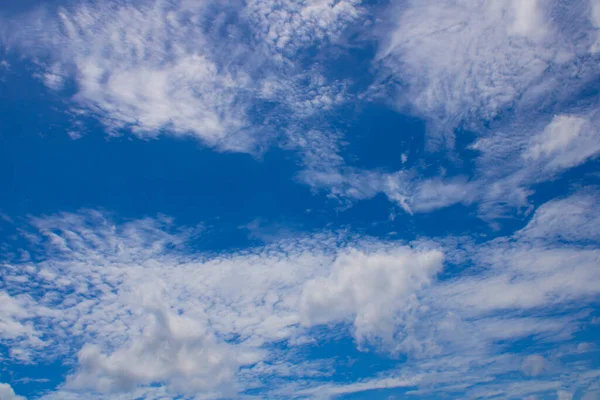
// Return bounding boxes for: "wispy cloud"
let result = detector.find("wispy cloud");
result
[376,0,600,146]
[2,0,361,153]
[1,210,439,397]
[1,195,599,398]
[301,107,600,220]
[273,0,600,220]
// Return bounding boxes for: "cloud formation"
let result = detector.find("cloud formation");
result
[0,194,598,398]
[300,247,443,346]
[1,210,445,397]
[1,1,599,398]
[2,0,361,153]
[377,0,600,144]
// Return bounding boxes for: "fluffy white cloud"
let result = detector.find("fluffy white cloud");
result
[66,299,245,396]
[0,291,53,361]
[0,383,26,400]
[300,247,443,345]
[312,192,600,398]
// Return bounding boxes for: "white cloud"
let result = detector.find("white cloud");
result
[558,390,575,400]
[296,1,594,218]
[1,198,599,398]
[377,0,597,143]
[0,383,26,400]
[522,355,548,377]
[524,114,600,173]
[300,247,443,346]
[0,291,52,361]
[281,0,599,217]
[292,375,420,398]
[66,297,245,396]
[244,0,362,56]
[525,115,587,161]
[508,0,547,39]
[517,191,600,242]
[316,192,600,397]
[298,107,600,218]
[20,0,254,150]
[2,210,435,397]
[2,0,361,154]
[390,111,600,217]
[437,247,600,315]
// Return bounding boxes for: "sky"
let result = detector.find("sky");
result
[0,0,600,399]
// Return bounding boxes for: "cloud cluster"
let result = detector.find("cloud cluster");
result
[289,191,600,398]
[295,0,600,217]
[0,1,599,398]
[2,0,361,153]
[5,0,599,222]
[377,0,600,143]
[303,108,600,219]
[1,209,446,398]
[300,247,443,346]
[1,191,599,398]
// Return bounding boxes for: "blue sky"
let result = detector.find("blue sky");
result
[1,0,600,399]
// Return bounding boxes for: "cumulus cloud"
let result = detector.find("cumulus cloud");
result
[0,383,26,400]
[300,247,443,346]
[66,298,244,396]
[312,192,600,398]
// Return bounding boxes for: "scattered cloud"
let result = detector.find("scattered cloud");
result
[302,109,600,219]
[376,0,599,145]
[1,1,600,398]
[2,0,362,153]
[0,196,599,398]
